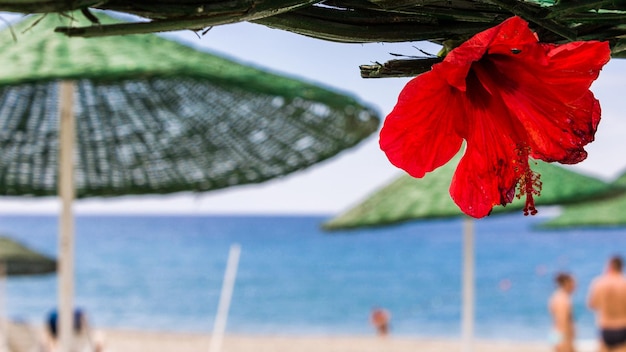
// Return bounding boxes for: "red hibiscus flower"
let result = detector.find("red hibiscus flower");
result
[380,16,611,218]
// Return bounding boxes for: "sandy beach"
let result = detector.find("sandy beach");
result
[7,321,588,352]
[102,330,555,352]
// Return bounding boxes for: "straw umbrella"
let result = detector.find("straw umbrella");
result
[0,12,379,352]
[324,157,617,229]
[541,171,626,228]
[0,236,56,351]
[0,236,56,276]
[0,236,56,330]
[323,156,618,351]
[1,1,626,61]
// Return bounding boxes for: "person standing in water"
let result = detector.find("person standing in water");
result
[588,256,626,352]
[549,272,576,352]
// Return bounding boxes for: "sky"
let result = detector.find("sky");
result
[0,14,625,215]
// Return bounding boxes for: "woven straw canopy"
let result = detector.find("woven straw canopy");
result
[0,1,625,78]
[323,156,620,230]
[0,13,379,198]
[0,236,56,276]
[540,171,626,229]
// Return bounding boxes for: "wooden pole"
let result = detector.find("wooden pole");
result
[58,80,75,352]
[209,244,241,352]
[461,217,474,352]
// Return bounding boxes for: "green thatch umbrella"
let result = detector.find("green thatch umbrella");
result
[2,1,626,64]
[541,171,626,228]
[0,13,378,198]
[323,156,618,352]
[0,12,379,351]
[0,236,55,352]
[2,1,626,83]
[324,158,617,230]
[0,236,56,276]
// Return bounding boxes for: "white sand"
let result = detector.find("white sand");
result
[101,329,555,352]
[8,322,599,352]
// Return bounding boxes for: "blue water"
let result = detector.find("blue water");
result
[1,213,624,340]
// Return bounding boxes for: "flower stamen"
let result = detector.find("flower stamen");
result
[514,145,542,216]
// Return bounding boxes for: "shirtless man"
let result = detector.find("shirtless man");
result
[588,256,626,352]
[549,273,576,352]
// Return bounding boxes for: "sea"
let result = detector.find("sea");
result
[1,213,625,341]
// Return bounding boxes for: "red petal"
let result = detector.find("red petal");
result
[380,73,464,178]
[486,41,610,162]
[524,91,600,164]
[449,72,526,218]
[436,16,537,91]
[451,147,513,219]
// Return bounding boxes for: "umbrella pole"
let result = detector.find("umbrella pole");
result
[58,80,76,352]
[461,217,474,352]
[209,244,241,352]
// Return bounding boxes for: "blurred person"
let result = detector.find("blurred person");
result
[549,272,576,352]
[43,308,104,352]
[370,307,390,337]
[588,256,626,352]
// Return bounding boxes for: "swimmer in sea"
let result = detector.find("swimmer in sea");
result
[549,272,576,352]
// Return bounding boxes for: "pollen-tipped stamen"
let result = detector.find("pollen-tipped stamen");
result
[514,146,542,216]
